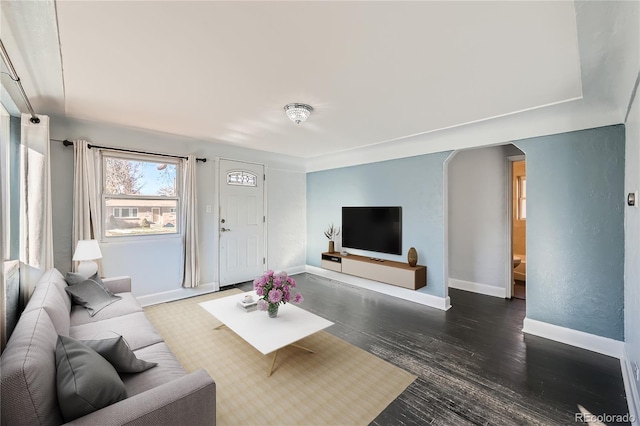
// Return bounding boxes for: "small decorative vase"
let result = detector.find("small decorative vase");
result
[268,303,279,318]
[408,247,418,267]
[328,241,335,253]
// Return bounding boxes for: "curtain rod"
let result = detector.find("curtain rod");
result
[54,139,207,162]
[0,38,40,124]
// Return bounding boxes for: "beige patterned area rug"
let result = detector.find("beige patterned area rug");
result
[145,289,416,426]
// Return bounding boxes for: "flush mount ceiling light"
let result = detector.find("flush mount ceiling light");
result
[284,103,313,124]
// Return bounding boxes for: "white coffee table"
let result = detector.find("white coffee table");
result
[199,291,334,376]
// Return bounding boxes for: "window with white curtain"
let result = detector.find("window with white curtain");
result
[0,104,10,258]
[101,152,181,238]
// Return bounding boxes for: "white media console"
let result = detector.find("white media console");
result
[321,252,427,290]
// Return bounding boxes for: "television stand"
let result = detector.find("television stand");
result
[321,252,426,290]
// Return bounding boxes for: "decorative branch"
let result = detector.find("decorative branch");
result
[324,223,341,241]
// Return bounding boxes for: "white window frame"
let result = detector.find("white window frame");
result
[517,176,526,220]
[101,151,182,241]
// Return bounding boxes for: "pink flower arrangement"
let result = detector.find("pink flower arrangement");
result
[253,270,303,314]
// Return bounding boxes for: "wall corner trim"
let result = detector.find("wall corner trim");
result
[137,282,218,307]
[522,317,624,359]
[448,278,507,298]
[306,265,451,311]
[282,265,307,276]
[622,346,640,425]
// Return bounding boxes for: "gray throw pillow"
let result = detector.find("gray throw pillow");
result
[82,335,157,373]
[56,335,127,422]
[65,278,122,316]
[66,272,115,296]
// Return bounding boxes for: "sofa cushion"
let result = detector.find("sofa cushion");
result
[66,272,116,296]
[70,312,163,351]
[65,271,91,286]
[70,292,143,326]
[24,280,71,335]
[82,335,157,373]
[0,309,64,426]
[66,278,122,316]
[42,268,73,312]
[56,335,127,422]
[122,342,187,397]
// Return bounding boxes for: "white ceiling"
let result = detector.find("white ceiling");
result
[1,1,638,161]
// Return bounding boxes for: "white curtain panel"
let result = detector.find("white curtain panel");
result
[0,161,4,351]
[181,154,200,287]
[72,140,102,274]
[19,113,53,294]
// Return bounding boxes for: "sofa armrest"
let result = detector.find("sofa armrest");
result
[102,276,131,294]
[65,369,216,426]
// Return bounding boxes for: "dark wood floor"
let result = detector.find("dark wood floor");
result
[237,273,629,425]
[514,280,526,300]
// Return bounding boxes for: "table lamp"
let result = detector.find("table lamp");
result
[72,239,103,278]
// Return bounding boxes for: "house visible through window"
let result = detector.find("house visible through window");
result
[102,153,181,238]
[113,207,138,218]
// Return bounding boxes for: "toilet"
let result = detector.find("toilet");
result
[513,255,521,269]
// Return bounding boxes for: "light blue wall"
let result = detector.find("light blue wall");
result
[516,125,625,341]
[307,152,451,298]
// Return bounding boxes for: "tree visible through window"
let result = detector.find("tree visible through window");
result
[102,154,180,238]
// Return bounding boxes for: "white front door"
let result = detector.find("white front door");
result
[218,159,265,286]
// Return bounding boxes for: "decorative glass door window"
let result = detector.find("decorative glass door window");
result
[227,171,257,187]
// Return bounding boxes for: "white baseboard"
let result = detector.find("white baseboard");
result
[284,265,307,276]
[137,282,218,307]
[448,278,507,298]
[622,346,640,425]
[306,265,451,311]
[136,264,307,307]
[522,317,625,359]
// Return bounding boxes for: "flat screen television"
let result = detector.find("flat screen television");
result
[342,207,402,255]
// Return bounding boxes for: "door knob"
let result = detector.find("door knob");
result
[221,227,231,232]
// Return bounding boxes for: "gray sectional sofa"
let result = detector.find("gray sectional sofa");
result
[1,268,216,425]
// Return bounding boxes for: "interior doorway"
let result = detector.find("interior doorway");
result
[446,144,527,302]
[509,157,527,300]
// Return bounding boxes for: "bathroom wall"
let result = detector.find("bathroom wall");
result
[516,125,625,340]
[512,160,527,281]
[512,160,526,256]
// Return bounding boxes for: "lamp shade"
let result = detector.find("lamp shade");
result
[72,240,103,261]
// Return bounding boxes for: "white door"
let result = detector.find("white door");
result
[218,159,265,286]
